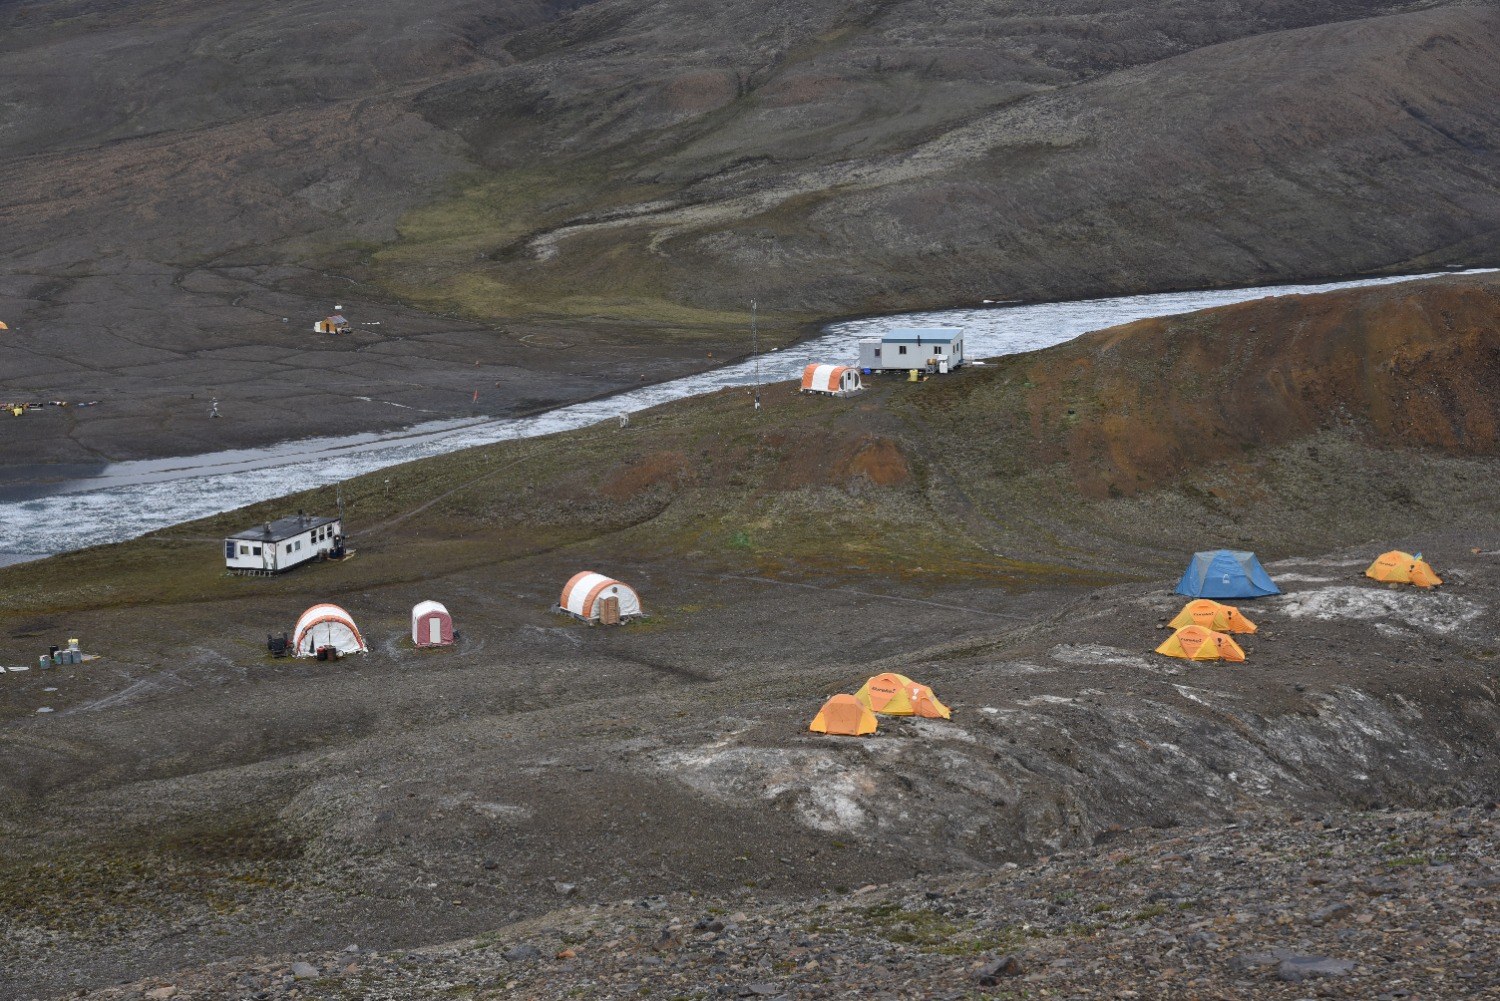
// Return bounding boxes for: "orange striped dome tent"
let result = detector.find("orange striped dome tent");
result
[1168,599,1257,634]
[1155,624,1246,662]
[292,603,368,657]
[853,672,951,719]
[809,694,877,736]
[558,571,643,625]
[800,363,863,396]
[1365,551,1442,588]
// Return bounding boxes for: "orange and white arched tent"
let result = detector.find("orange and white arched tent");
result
[558,572,643,625]
[800,364,862,396]
[292,603,368,657]
[853,672,951,719]
[809,694,877,736]
[1155,624,1245,662]
[1168,599,1257,634]
[1365,551,1442,588]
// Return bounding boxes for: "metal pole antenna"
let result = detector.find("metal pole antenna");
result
[752,301,759,383]
[751,300,762,412]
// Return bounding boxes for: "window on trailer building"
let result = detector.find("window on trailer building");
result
[239,545,249,555]
[898,345,907,355]
[252,546,261,556]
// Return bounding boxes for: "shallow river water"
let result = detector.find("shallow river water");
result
[0,270,1483,563]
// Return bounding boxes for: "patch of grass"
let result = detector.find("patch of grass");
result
[859,903,1041,956]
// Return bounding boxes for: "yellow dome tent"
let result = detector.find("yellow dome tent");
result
[1155,624,1246,662]
[1365,551,1442,588]
[809,694,877,736]
[853,672,951,719]
[1168,599,1257,634]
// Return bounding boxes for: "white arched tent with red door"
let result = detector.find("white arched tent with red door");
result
[411,600,454,647]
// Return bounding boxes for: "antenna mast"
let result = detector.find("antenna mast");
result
[752,300,760,383]
[751,300,763,413]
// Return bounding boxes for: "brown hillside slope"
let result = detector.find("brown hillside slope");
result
[910,272,1500,501]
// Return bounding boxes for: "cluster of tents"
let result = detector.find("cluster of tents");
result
[1153,548,1444,664]
[809,672,950,737]
[285,601,456,658]
[274,570,644,659]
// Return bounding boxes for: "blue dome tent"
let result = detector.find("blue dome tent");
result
[1175,550,1280,598]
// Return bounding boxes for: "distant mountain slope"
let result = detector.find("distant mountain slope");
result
[390,1,1500,318]
[1,0,1498,462]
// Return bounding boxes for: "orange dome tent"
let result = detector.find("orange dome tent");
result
[1168,599,1257,634]
[809,694,877,736]
[1365,551,1442,588]
[1155,624,1245,662]
[853,672,951,719]
[0,321,9,330]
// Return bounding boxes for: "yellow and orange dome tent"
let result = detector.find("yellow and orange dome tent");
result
[853,672,951,719]
[1365,551,1442,588]
[0,321,9,330]
[1168,599,1257,634]
[1155,624,1246,662]
[809,694,877,736]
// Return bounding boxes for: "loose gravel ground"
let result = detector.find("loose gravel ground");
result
[59,805,1498,1001]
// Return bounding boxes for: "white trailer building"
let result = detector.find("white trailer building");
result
[859,326,966,374]
[224,512,343,575]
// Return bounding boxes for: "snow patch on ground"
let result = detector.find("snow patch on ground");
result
[1018,694,1077,707]
[655,745,881,833]
[1271,573,1339,583]
[1275,586,1481,634]
[1049,644,1153,669]
[472,802,533,823]
[907,718,976,743]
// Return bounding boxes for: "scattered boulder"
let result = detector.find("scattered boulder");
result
[1277,955,1355,982]
[976,954,1023,984]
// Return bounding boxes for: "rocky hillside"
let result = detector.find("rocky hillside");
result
[57,806,1500,1000]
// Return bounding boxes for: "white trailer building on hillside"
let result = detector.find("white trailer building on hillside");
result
[224,512,343,575]
[859,326,966,374]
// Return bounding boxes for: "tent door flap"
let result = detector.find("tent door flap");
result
[428,617,442,644]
